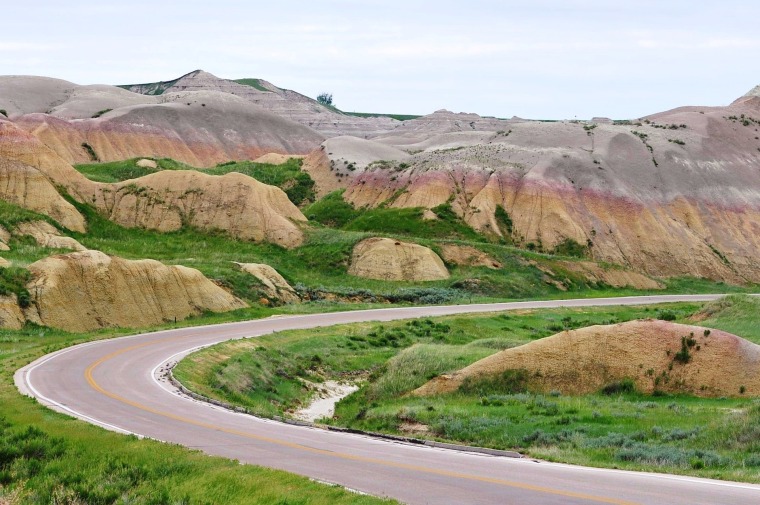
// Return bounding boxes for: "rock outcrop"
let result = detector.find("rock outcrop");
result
[440,244,501,269]
[24,250,247,332]
[233,262,299,303]
[99,171,307,248]
[0,257,9,267]
[0,294,24,330]
[14,221,87,251]
[0,152,87,232]
[414,320,760,398]
[348,238,449,281]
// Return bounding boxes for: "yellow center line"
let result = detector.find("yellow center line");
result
[85,340,639,505]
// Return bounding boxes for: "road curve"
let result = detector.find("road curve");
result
[15,295,760,505]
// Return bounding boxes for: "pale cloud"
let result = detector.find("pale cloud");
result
[2,1,758,119]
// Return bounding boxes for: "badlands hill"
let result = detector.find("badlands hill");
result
[2,70,760,286]
[122,70,399,137]
[414,320,760,398]
[331,93,760,283]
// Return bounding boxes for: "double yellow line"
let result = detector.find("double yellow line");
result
[85,340,638,505]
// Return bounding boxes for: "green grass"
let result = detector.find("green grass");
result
[234,78,271,92]
[176,298,760,482]
[305,191,485,241]
[343,112,421,121]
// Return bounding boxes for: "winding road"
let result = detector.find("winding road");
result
[15,295,760,504]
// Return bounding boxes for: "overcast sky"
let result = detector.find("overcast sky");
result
[3,1,758,119]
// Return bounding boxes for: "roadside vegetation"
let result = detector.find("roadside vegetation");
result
[176,296,760,483]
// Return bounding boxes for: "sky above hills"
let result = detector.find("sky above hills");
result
[3,1,758,119]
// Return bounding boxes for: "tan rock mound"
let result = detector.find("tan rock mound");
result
[24,250,247,332]
[0,257,9,267]
[15,221,87,251]
[0,155,87,233]
[233,262,299,303]
[98,171,306,248]
[0,294,25,330]
[414,320,760,398]
[348,238,449,281]
[136,158,158,169]
[441,244,501,269]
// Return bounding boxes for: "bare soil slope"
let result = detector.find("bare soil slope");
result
[415,320,760,398]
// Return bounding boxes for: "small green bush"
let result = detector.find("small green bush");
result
[601,378,636,395]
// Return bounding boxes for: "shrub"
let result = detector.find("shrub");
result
[601,378,636,395]
[81,142,99,162]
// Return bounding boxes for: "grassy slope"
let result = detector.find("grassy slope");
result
[175,297,760,483]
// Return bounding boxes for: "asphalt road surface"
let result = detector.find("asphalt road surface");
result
[16,295,760,504]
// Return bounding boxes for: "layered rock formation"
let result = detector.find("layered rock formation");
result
[0,150,87,232]
[233,262,299,303]
[14,90,324,167]
[99,171,307,248]
[341,96,760,283]
[23,250,247,332]
[0,119,307,248]
[348,238,449,281]
[414,320,760,398]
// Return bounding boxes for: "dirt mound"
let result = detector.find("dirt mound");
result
[348,237,449,281]
[14,221,87,251]
[440,244,501,269]
[233,262,299,303]
[0,294,24,329]
[415,320,760,398]
[0,151,87,232]
[99,171,306,248]
[23,250,247,332]
[0,257,9,267]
